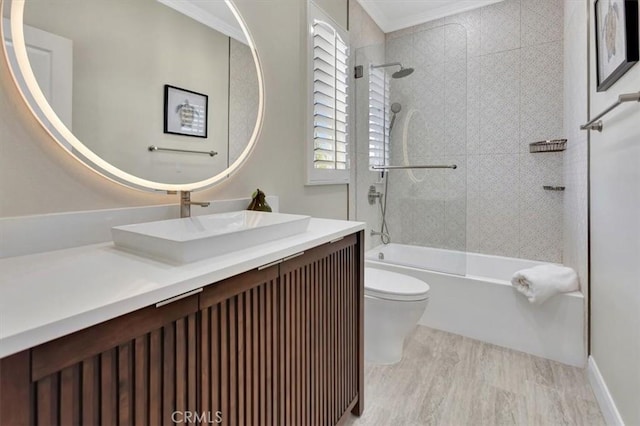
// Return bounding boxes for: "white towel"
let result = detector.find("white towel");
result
[511,264,579,305]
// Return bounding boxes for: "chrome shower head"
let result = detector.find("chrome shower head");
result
[389,102,402,132]
[371,62,415,79]
[392,67,414,79]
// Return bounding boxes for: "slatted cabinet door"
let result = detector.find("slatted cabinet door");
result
[199,264,281,426]
[198,232,364,426]
[0,294,200,426]
[279,233,364,426]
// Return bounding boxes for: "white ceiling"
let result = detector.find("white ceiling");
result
[356,0,504,33]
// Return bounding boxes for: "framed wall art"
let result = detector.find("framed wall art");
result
[594,0,639,91]
[164,84,208,138]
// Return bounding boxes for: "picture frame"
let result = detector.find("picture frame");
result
[163,84,208,138]
[594,0,639,92]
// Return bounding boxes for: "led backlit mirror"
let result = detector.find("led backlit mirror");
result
[1,0,264,192]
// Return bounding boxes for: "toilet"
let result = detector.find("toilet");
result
[364,267,430,364]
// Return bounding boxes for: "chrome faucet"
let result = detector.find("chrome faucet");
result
[370,229,391,241]
[180,191,210,218]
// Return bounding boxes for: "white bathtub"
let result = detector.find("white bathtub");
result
[366,244,585,367]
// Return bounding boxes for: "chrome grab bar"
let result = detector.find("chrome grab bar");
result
[148,145,218,157]
[371,164,457,170]
[580,91,640,132]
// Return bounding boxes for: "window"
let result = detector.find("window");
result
[368,66,390,169]
[307,1,350,185]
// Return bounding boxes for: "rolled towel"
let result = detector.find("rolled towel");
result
[511,264,579,305]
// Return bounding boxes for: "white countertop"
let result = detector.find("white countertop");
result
[0,218,364,358]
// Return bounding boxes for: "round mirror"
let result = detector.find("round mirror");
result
[1,0,263,192]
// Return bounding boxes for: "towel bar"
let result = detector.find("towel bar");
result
[148,145,218,157]
[371,164,457,170]
[580,91,640,132]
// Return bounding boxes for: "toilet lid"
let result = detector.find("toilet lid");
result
[365,268,430,301]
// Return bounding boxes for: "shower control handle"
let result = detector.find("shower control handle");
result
[368,185,382,205]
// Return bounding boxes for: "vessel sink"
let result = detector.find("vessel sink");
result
[112,211,311,263]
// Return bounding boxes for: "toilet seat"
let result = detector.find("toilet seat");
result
[365,268,430,302]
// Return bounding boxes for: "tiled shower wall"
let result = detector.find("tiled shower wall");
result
[353,0,565,262]
[383,23,469,253]
[229,39,259,165]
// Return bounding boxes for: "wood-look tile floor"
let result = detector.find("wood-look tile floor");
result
[344,326,605,426]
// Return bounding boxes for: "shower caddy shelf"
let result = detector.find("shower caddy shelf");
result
[528,140,567,191]
[529,139,567,153]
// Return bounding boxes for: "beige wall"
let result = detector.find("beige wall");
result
[314,0,348,29]
[588,0,640,423]
[0,0,348,219]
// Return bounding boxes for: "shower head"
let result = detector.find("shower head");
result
[371,62,415,79]
[389,102,402,132]
[392,67,414,79]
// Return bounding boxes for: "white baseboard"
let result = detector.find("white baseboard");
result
[587,356,625,426]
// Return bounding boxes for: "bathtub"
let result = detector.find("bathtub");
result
[366,244,585,367]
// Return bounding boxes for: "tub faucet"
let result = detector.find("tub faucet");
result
[371,229,391,242]
[180,191,210,218]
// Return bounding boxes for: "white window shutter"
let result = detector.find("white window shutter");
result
[307,2,350,185]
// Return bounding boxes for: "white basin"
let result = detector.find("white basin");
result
[112,211,311,263]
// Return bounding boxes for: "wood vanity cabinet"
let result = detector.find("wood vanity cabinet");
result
[0,231,364,425]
